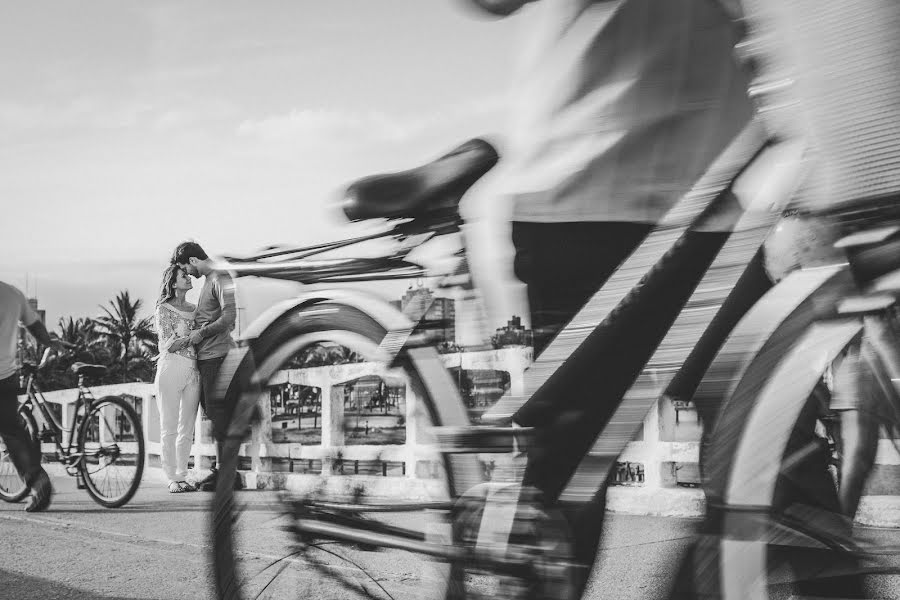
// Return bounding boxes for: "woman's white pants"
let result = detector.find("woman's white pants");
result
[155,353,200,483]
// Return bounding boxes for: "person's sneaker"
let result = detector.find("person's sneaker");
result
[198,467,218,492]
[25,470,53,513]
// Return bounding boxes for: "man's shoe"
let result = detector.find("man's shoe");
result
[199,467,218,492]
[25,470,53,513]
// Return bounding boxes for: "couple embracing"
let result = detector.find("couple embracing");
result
[154,241,236,493]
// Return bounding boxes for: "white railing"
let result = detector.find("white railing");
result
[21,349,900,525]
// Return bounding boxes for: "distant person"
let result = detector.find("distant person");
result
[171,241,241,491]
[153,265,201,493]
[0,281,62,511]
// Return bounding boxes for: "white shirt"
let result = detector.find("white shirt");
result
[0,282,40,380]
[503,0,754,223]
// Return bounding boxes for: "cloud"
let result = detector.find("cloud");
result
[235,96,507,148]
[0,94,239,138]
[0,97,154,133]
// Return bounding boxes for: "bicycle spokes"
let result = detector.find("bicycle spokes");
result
[78,397,145,508]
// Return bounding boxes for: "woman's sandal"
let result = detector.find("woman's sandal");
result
[168,481,194,493]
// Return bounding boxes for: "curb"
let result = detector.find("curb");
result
[608,485,900,528]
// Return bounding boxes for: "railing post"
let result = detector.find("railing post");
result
[320,379,341,475]
[249,389,273,473]
[404,382,433,478]
[640,393,677,488]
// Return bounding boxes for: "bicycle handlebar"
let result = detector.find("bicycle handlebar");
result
[38,347,54,370]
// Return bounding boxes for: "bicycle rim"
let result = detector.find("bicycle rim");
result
[78,396,145,508]
[0,407,38,503]
[213,304,475,600]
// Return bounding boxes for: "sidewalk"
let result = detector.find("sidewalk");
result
[6,468,898,600]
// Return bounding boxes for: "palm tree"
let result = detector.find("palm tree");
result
[57,316,97,360]
[93,291,158,382]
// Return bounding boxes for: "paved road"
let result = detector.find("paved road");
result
[0,472,898,600]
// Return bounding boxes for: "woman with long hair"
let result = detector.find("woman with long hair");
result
[154,264,201,493]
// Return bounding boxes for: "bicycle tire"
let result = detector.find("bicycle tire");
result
[0,405,39,503]
[212,302,481,600]
[78,395,145,508]
[693,319,866,599]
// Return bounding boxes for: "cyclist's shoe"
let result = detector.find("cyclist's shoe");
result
[25,470,53,512]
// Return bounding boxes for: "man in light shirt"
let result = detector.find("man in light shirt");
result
[0,281,59,511]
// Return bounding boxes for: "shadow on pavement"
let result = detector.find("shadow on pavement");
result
[0,567,164,600]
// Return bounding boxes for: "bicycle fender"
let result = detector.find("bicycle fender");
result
[238,288,414,344]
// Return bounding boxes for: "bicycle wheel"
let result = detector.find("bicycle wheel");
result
[212,302,487,600]
[693,320,866,600]
[0,405,39,503]
[77,395,145,508]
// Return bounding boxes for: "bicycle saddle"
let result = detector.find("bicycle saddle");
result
[71,362,107,379]
[341,138,499,221]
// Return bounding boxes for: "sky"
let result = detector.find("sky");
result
[0,1,529,333]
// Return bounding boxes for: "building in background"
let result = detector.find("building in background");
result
[17,296,46,366]
[491,315,532,349]
[393,282,456,345]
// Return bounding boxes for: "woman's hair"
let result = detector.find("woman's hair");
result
[157,264,183,307]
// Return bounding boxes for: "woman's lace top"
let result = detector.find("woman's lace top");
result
[155,303,197,360]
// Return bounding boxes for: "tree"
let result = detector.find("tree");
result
[93,291,158,382]
[57,317,98,360]
[41,317,99,389]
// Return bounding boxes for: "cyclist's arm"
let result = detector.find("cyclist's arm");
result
[25,319,54,348]
[17,286,55,349]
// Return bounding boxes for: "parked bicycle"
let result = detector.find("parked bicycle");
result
[0,348,145,508]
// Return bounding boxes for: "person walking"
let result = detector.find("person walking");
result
[0,281,61,511]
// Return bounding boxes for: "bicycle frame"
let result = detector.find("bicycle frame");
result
[22,372,97,471]
[215,132,805,569]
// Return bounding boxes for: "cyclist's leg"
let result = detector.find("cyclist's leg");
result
[831,342,883,519]
[511,220,653,359]
[774,389,867,599]
[510,220,652,591]
[514,220,735,594]
[0,374,43,486]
